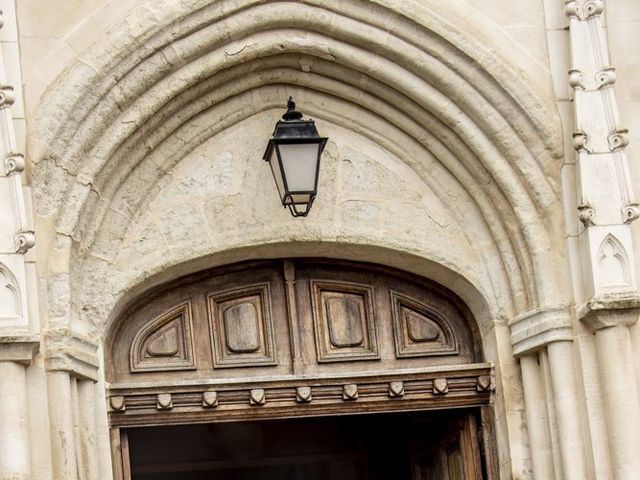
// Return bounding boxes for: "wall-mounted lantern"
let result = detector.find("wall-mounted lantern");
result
[263,97,328,217]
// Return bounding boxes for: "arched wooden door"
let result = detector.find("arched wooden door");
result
[106,259,496,479]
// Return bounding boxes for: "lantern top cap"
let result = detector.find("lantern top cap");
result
[282,96,304,121]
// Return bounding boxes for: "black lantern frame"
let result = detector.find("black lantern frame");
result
[263,97,328,217]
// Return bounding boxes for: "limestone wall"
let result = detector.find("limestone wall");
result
[0,1,638,479]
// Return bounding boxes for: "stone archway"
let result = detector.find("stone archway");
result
[105,258,495,479]
[27,1,581,479]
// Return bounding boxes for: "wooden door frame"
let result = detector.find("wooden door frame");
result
[110,403,499,480]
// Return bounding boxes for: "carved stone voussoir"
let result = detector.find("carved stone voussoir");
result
[578,294,640,331]
[4,153,25,175]
[15,231,35,254]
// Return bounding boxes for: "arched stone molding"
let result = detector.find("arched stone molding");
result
[0,261,21,321]
[597,234,632,291]
[29,0,572,335]
[27,2,578,479]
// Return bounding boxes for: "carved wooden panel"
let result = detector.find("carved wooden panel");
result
[208,283,276,368]
[391,291,458,358]
[130,301,196,372]
[310,280,379,362]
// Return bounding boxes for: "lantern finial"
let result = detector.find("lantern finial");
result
[282,96,303,121]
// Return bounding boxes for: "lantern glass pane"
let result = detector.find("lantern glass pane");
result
[278,143,319,192]
[289,193,312,204]
[268,147,286,201]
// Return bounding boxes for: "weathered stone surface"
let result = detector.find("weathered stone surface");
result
[5,0,640,479]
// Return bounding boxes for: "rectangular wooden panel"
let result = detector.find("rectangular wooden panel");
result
[310,280,379,362]
[208,283,277,368]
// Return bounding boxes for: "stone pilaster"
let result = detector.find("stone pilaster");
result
[0,334,39,480]
[566,2,640,479]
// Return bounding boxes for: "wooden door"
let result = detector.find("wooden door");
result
[412,414,483,480]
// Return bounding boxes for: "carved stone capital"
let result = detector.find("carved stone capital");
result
[0,334,40,365]
[44,327,99,381]
[509,307,574,356]
[573,131,590,152]
[578,204,595,227]
[578,294,640,332]
[15,231,35,254]
[608,128,629,151]
[596,66,616,88]
[568,69,585,90]
[564,0,604,20]
[0,85,15,108]
[623,203,640,224]
[4,153,25,175]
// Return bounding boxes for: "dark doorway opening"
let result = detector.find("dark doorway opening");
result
[126,409,484,480]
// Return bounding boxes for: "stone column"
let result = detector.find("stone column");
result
[510,308,585,480]
[546,340,588,480]
[0,337,39,480]
[47,370,78,480]
[45,328,100,480]
[520,354,555,480]
[565,1,640,478]
[580,301,640,480]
